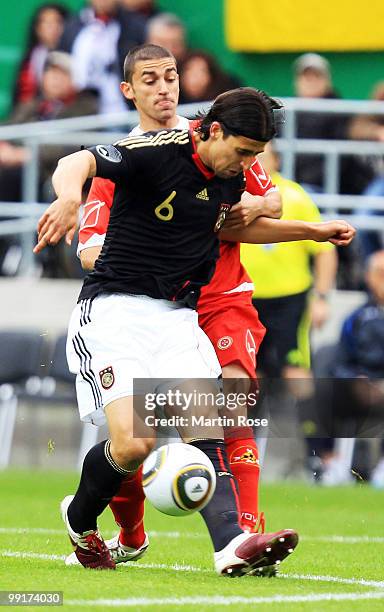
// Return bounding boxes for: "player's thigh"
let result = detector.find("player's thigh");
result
[66,296,151,425]
[155,307,221,379]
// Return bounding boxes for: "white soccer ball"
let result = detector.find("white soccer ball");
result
[142,442,216,516]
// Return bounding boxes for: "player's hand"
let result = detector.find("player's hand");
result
[310,296,330,329]
[223,193,265,230]
[33,197,80,253]
[312,220,356,246]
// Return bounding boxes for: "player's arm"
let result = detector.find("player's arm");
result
[222,158,282,230]
[80,245,102,270]
[220,216,356,246]
[223,190,282,230]
[310,249,338,328]
[34,143,130,253]
[34,150,96,253]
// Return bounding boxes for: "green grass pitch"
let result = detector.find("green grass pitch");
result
[0,470,383,611]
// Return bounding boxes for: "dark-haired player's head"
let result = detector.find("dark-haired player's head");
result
[198,87,282,143]
[196,88,282,178]
[121,44,179,130]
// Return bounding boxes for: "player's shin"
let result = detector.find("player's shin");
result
[189,439,243,551]
[68,439,134,534]
[108,466,146,548]
[224,426,261,531]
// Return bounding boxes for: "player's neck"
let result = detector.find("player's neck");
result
[139,115,180,132]
[193,132,214,173]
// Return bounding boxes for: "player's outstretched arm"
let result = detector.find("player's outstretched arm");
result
[220,217,356,246]
[223,191,282,231]
[33,150,96,254]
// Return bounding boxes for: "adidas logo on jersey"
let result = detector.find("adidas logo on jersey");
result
[196,188,209,200]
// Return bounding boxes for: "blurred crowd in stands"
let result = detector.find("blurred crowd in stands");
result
[0,0,383,283]
[0,1,383,283]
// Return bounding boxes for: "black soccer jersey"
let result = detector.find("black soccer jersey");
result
[78,129,244,305]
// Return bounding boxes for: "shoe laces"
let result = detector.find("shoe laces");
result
[253,512,266,534]
[78,530,105,553]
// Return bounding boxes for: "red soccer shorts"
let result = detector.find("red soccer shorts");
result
[198,300,266,378]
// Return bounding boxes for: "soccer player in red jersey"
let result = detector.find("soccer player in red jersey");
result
[72,44,354,573]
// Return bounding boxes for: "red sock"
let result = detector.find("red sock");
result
[224,427,261,531]
[109,466,146,548]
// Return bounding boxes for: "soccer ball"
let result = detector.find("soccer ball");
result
[142,442,216,516]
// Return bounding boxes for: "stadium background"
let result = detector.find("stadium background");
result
[1,0,384,119]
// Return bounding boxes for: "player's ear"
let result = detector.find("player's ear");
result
[209,122,223,139]
[120,81,134,101]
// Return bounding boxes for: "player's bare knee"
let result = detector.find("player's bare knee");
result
[112,437,155,468]
[131,437,156,462]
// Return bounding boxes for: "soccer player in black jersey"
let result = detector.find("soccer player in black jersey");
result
[34,86,300,573]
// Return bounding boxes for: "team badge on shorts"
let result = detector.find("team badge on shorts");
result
[217,336,233,350]
[99,366,115,389]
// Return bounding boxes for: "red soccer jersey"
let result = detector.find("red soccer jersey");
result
[197,158,276,311]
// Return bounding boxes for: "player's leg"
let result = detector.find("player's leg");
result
[199,304,266,532]
[156,312,246,555]
[159,307,298,576]
[221,362,263,533]
[106,466,148,553]
[62,396,155,569]
[64,295,155,568]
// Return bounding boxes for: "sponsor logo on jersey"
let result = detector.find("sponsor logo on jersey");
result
[214,203,231,232]
[230,446,259,465]
[196,188,209,201]
[217,336,233,350]
[99,366,115,389]
[95,144,122,163]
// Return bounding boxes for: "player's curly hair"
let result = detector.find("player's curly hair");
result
[197,87,283,143]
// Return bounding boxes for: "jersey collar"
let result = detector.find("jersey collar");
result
[190,129,215,180]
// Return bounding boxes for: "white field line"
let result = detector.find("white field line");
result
[65,592,384,606]
[1,527,384,544]
[1,550,384,590]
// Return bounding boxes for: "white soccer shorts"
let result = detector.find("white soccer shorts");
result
[66,293,221,425]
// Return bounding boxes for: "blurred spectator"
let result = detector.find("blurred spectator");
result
[348,81,384,260]
[120,0,159,18]
[241,142,337,380]
[146,13,187,63]
[319,251,384,486]
[12,3,69,106]
[349,80,384,142]
[59,0,146,114]
[0,52,98,203]
[333,250,384,379]
[178,50,241,104]
[293,53,373,196]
